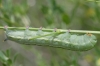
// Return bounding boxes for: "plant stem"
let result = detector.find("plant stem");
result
[0,27,100,34]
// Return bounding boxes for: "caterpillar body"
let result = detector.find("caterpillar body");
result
[4,27,97,51]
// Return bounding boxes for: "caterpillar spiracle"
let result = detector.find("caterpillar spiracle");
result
[4,27,97,51]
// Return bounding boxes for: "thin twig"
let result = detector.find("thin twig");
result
[0,27,100,34]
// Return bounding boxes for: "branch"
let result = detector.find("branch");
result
[0,26,100,34]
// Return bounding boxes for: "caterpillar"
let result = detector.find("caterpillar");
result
[4,26,97,51]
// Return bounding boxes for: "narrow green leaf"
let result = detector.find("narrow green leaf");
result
[7,59,12,65]
[71,0,79,20]
[13,53,19,63]
[0,51,9,63]
[41,5,49,14]
[62,13,70,24]
[94,2,100,22]
[50,0,57,11]
[0,0,1,3]
[6,49,10,57]
[56,6,64,13]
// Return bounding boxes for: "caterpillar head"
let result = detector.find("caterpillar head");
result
[3,38,8,42]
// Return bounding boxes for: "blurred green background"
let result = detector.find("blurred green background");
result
[0,0,100,66]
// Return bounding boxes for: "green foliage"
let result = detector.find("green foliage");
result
[62,13,70,24]
[0,0,29,26]
[0,0,100,66]
[0,49,18,66]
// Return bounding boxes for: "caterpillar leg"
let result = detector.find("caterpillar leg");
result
[36,27,43,36]
[49,28,58,42]
[68,29,70,33]
[24,26,30,40]
[4,26,8,42]
[4,26,8,30]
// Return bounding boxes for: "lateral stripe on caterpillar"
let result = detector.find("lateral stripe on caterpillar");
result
[4,27,97,51]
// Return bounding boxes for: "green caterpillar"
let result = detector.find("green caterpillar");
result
[4,26,97,51]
